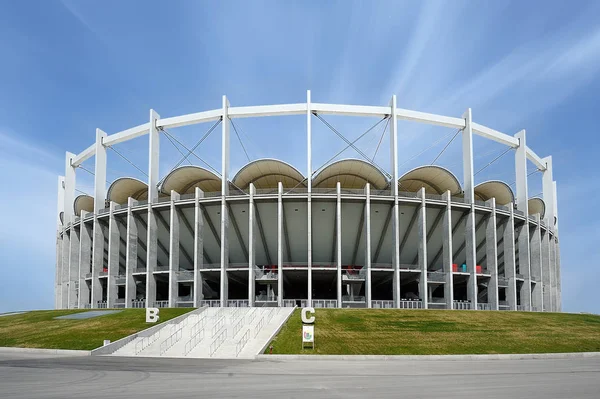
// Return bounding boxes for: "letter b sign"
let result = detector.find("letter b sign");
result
[146,307,160,323]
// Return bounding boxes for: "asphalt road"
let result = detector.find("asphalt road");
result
[1,351,599,398]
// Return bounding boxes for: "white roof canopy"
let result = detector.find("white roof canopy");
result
[398,165,462,195]
[107,177,148,204]
[474,181,514,206]
[160,165,221,195]
[313,159,388,189]
[528,197,546,218]
[232,159,305,189]
[74,195,94,216]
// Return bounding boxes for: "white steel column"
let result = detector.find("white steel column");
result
[248,184,255,306]
[390,95,401,308]
[364,184,372,308]
[417,188,428,309]
[553,180,561,311]
[442,191,454,309]
[125,198,138,308]
[486,198,499,310]
[542,157,555,228]
[146,111,160,308]
[68,226,80,309]
[64,152,76,224]
[61,229,70,308]
[78,213,91,309]
[220,95,230,307]
[107,202,119,308]
[462,109,475,202]
[541,157,554,311]
[277,182,284,307]
[169,191,181,307]
[91,129,107,309]
[549,231,557,311]
[93,129,107,213]
[462,109,477,309]
[193,188,205,307]
[514,130,532,311]
[504,204,517,310]
[57,176,65,229]
[336,182,343,308]
[307,90,313,307]
[148,110,160,203]
[531,215,543,311]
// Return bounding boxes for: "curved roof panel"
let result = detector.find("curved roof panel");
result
[107,177,148,205]
[474,181,514,206]
[313,159,388,189]
[398,165,462,195]
[232,158,305,189]
[160,165,221,195]
[528,197,546,218]
[74,195,94,216]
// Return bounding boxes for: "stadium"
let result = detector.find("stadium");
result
[55,91,561,312]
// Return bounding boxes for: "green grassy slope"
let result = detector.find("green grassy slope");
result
[0,308,193,351]
[267,309,600,355]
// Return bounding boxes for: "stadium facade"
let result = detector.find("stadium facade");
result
[55,92,561,312]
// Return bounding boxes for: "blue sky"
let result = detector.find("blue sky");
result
[1,0,599,313]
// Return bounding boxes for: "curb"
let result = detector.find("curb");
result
[0,347,90,356]
[256,352,600,361]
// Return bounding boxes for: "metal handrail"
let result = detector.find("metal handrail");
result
[211,315,225,337]
[159,327,183,355]
[235,329,251,357]
[209,328,227,357]
[372,300,394,308]
[313,299,337,308]
[254,316,266,338]
[184,327,205,356]
[453,300,472,310]
[398,300,423,309]
[135,329,161,354]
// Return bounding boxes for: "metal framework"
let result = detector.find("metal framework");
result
[55,91,560,312]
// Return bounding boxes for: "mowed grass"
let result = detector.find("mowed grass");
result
[267,309,600,355]
[0,308,193,351]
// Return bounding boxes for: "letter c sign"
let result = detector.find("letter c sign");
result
[301,307,315,324]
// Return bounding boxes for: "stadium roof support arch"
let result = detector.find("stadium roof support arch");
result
[160,165,222,195]
[313,159,388,189]
[232,159,305,189]
[398,165,462,195]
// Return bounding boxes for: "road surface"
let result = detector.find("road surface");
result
[1,350,599,398]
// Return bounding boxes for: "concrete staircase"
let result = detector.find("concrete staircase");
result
[111,307,294,359]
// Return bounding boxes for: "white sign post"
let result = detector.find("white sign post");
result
[301,307,315,350]
[146,307,160,323]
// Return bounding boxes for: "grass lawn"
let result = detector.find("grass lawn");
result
[0,308,193,351]
[267,309,600,355]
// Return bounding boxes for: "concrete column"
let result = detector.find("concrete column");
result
[465,203,478,309]
[442,191,454,309]
[125,198,138,308]
[486,198,499,310]
[553,181,561,311]
[168,191,181,308]
[307,90,313,307]
[517,221,532,311]
[64,153,76,224]
[417,188,428,309]
[462,108,475,202]
[93,129,107,213]
[107,202,119,308]
[146,205,158,307]
[68,226,80,309]
[61,230,70,308]
[78,213,91,309]
[530,216,543,312]
[514,130,532,311]
[91,216,103,308]
[220,96,230,307]
[542,157,555,229]
[336,182,342,308]
[541,227,551,311]
[549,231,557,311]
[148,110,160,204]
[277,182,284,307]
[248,184,255,306]
[55,233,62,309]
[504,204,517,310]
[364,184,372,308]
[389,95,401,308]
[193,188,205,307]
[57,176,65,230]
